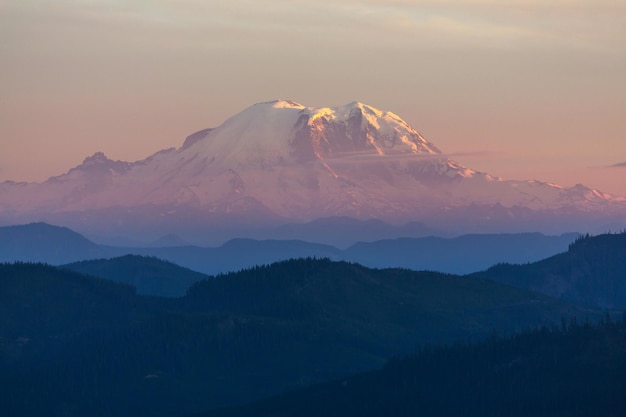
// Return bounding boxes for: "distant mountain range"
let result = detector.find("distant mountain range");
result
[1,100,624,243]
[0,222,102,264]
[65,231,626,310]
[1,222,577,278]
[3,223,624,310]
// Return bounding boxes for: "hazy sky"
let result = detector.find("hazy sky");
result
[2,0,626,195]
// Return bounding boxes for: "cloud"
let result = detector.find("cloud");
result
[339,2,622,51]
[443,151,506,158]
[609,162,626,168]
[6,0,625,51]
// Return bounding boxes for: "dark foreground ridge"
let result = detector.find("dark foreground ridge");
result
[0,259,597,417]
[200,316,626,417]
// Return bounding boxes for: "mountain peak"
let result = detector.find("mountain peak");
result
[72,152,132,175]
[82,152,111,166]
[298,102,441,157]
[181,100,442,166]
[256,99,305,109]
[344,101,383,115]
[2,100,624,238]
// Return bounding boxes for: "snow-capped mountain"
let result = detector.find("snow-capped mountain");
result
[1,100,624,242]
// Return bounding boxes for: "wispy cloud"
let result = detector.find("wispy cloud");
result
[5,0,625,51]
[609,162,626,168]
[302,0,626,50]
[442,151,506,158]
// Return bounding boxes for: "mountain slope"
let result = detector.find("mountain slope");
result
[200,318,626,417]
[63,255,209,297]
[472,232,626,309]
[0,222,103,264]
[1,223,580,280]
[183,259,586,347]
[0,263,138,359]
[0,259,595,416]
[1,100,624,241]
[345,232,579,274]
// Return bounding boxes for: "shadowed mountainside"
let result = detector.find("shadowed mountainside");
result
[472,232,626,309]
[63,255,209,297]
[198,316,626,417]
[0,259,596,417]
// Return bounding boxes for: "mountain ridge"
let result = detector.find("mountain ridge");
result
[471,231,626,309]
[0,259,599,416]
[0,222,579,284]
[1,100,624,240]
[63,254,209,297]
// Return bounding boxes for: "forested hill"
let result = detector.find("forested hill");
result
[0,262,138,342]
[472,231,626,309]
[0,259,597,417]
[200,316,626,417]
[63,254,209,297]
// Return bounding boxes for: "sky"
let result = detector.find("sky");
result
[1,0,626,195]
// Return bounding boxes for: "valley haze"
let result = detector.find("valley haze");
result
[0,222,580,280]
[1,100,624,245]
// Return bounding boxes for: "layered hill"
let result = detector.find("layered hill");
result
[0,222,103,264]
[0,259,596,416]
[1,100,624,242]
[201,318,626,417]
[63,255,209,297]
[1,223,578,287]
[472,232,626,309]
